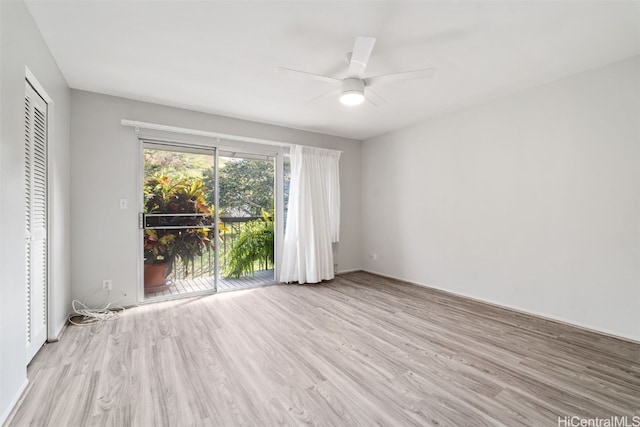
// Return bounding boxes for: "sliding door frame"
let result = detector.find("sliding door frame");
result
[274,151,284,283]
[136,133,284,303]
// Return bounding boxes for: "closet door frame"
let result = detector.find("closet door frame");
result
[25,67,56,358]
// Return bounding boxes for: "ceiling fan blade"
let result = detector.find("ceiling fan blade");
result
[366,88,387,106]
[347,36,376,77]
[306,87,340,104]
[365,68,435,87]
[277,67,341,84]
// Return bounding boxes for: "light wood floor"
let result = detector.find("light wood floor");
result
[7,272,640,426]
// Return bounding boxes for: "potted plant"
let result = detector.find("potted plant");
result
[143,175,217,292]
[143,228,176,290]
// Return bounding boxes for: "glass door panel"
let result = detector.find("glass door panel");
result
[218,151,275,290]
[142,143,218,301]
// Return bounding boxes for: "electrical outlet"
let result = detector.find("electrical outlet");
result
[119,199,128,209]
[369,253,378,261]
[102,279,112,291]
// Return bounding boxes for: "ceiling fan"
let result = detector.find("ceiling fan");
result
[277,36,435,106]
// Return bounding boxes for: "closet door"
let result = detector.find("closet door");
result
[24,81,48,362]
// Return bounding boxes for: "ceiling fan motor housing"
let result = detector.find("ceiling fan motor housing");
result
[342,77,365,95]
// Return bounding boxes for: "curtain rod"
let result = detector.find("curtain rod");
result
[121,119,343,153]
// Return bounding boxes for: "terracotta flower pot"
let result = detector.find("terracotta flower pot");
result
[144,263,171,292]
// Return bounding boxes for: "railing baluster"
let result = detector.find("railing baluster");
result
[164,216,266,285]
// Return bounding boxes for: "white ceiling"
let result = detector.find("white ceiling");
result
[25,1,640,140]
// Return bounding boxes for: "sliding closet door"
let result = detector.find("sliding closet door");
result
[24,81,48,362]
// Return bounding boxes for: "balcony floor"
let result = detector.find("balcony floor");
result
[144,269,275,302]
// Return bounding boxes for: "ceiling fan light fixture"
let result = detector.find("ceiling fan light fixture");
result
[340,78,366,106]
[340,90,365,106]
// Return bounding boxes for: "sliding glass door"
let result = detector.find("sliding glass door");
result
[141,141,277,302]
[218,151,275,289]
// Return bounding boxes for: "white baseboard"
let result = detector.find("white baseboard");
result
[361,269,640,345]
[336,268,362,275]
[0,378,29,426]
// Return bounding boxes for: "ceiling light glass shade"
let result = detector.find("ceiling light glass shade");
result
[340,91,365,106]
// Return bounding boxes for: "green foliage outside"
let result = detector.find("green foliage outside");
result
[144,148,276,279]
[223,210,274,278]
[203,157,274,217]
[144,150,213,180]
[143,174,216,277]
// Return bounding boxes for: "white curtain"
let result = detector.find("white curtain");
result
[280,145,341,284]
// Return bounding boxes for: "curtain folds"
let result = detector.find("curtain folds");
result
[280,145,341,284]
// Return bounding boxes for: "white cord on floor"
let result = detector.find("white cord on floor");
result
[68,291,125,326]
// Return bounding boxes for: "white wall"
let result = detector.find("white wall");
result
[70,90,361,305]
[0,1,71,423]
[362,56,640,341]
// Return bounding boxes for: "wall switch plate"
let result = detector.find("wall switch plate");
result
[119,199,128,209]
[102,279,112,291]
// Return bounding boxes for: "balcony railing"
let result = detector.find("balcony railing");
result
[166,215,272,282]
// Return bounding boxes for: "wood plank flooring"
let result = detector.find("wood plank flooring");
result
[7,271,640,426]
